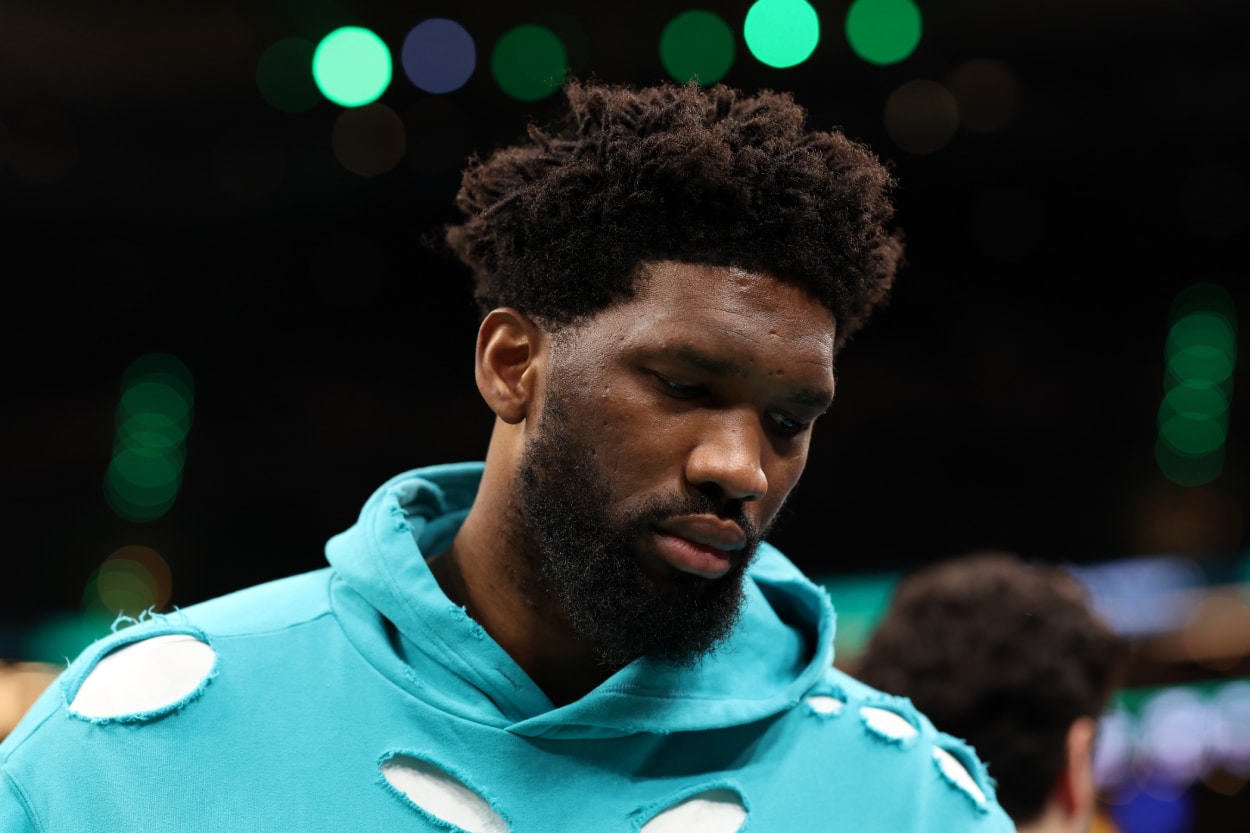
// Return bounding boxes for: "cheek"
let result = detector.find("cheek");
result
[763,445,810,504]
[586,389,685,474]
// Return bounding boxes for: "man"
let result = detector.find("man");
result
[1,80,1013,831]
[855,551,1127,833]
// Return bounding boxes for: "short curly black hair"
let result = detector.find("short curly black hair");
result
[853,552,1128,825]
[444,78,903,351]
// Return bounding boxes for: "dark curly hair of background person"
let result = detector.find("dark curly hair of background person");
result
[443,78,904,351]
[853,552,1128,825]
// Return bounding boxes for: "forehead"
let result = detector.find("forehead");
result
[573,260,837,366]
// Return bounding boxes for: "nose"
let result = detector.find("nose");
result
[684,410,769,503]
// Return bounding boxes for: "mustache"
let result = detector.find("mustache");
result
[630,491,763,544]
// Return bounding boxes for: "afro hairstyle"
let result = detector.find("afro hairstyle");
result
[444,78,904,351]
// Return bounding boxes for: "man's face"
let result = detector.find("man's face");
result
[513,260,837,669]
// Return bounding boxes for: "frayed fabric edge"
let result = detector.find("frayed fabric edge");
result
[631,779,750,833]
[60,624,217,726]
[377,749,513,833]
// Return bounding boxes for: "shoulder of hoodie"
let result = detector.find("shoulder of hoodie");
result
[0,569,344,831]
[745,547,1011,829]
[796,663,1016,831]
[0,568,335,759]
[174,566,337,636]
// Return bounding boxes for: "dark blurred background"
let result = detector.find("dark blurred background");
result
[1,1,1248,829]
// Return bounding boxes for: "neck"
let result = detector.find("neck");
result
[428,433,613,707]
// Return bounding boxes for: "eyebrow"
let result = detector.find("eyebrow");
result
[671,346,834,410]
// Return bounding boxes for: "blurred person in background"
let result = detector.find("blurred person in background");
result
[0,662,57,744]
[854,550,1129,833]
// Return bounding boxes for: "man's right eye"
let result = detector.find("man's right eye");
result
[654,374,704,399]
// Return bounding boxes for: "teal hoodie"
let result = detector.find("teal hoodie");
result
[1,463,1013,832]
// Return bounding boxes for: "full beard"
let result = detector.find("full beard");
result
[512,392,767,671]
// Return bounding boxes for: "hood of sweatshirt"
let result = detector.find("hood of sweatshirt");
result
[325,462,836,741]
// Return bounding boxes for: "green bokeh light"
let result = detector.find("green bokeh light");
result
[1166,310,1237,362]
[491,24,567,101]
[1154,283,1237,487]
[1159,413,1226,456]
[313,26,393,107]
[660,10,736,84]
[123,354,194,402]
[110,447,181,490]
[118,379,192,430]
[105,449,181,521]
[743,0,820,69]
[104,487,178,523]
[1169,282,1237,326]
[117,412,186,454]
[845,0,923,66]
[1156,438,1224,487]
[107,354,193,522]
[1160,381,1229,423]
[1167,344,1235,387]
[116,437,185,471]
[257,37,320,114]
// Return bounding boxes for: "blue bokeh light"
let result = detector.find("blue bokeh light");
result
[402,18,477,94]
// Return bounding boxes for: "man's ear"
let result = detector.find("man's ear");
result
[1055,716,1098,821]
[475,308,545,425]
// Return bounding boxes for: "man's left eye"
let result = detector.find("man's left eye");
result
[768,411,807,434]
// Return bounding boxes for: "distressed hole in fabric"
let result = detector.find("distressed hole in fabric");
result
[380,753,510,833]
[934,745,988,810]
[69,633,216,720]
[640,788,747,833]
[806,694,845,716]
[860,705,919,744]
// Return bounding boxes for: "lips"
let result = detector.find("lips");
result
[656,516,747,552]
[652,516,747,579]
